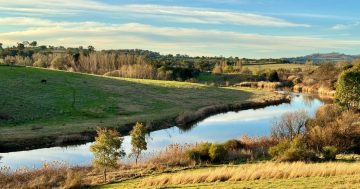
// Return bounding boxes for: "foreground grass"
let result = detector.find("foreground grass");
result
[0,66,274,148]
[99,162,360,189]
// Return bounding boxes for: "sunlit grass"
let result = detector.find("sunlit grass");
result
[99,162,360,189]
[0,66,272,145]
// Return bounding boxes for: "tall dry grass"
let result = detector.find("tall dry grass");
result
[145,144,195,167]
[142,161,360,186]
[0,162,87,189]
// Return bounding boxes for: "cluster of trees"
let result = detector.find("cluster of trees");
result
[269,103,360,162]
[90,122,147,182]
[1,41,293,81]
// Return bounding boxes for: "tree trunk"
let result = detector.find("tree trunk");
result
[104,168,107,183]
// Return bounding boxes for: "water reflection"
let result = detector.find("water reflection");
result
[0,93,328,170]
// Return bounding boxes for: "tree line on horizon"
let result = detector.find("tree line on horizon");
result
[0,41,290,81]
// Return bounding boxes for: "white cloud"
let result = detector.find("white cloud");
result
[0,0,309,27]
[332,22,360,30]
[0,17,358,57]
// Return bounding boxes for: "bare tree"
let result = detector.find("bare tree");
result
[271,110,309,140]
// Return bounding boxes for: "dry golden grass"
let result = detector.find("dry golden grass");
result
[142,161,360,187]
[0,162,87,189]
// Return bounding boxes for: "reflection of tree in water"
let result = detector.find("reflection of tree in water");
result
[177,121,200,132]
[302,95,316,107]
[302,94,334,108]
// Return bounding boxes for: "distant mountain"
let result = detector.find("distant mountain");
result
[285,53,360,64]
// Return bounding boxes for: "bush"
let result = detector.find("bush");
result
[186,142,211,163]
[209,144,227,163]
[269,137,317,162]
[268,140,291,158]
[223,139,244,151]
[268,71,280,82]
[336,68,360,110]
[322,146,338,161]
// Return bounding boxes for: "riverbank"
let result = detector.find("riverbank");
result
[0,66,289,152]
[235,81,336,98]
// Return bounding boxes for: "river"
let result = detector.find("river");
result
[0,93,329,170]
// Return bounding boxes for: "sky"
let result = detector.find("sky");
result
[0,0,360,58]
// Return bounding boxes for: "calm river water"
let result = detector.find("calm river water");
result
[0,93,328,170]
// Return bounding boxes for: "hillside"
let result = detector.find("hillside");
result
[285,52,360,63]
[0,66,284,152]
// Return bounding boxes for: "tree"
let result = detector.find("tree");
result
[90,128,125,183]
[29,41,37,47]
[268,70,280,82]
[0,42,3,49]
[17,43,25,50]
[130,122,147,164]
[336,68,360,110]
[88,45,95,53]
[271,110,308,140]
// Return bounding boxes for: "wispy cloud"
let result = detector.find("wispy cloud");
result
[332,22,360,30]
[1,17,358,57]
[0,0,309,27]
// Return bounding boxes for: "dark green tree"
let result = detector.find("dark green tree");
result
[336,68,360,110]
[29,41,37,47]
[268,70,280,82]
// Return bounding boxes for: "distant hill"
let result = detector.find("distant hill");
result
[285,53,360,64]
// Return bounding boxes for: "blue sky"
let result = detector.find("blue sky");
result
[0,0,359,58]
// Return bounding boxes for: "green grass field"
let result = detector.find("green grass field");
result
[0,66,272,146]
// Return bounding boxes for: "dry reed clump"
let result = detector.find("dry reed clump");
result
[0,161,87,189]
[239,135,278,159]
[293,84,336,96]
[235,81,284,89]
[146,144,195,167]
[142,162,360,186]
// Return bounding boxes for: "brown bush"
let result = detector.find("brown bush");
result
[306,104,360,153]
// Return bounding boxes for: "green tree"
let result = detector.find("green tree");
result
[268,70,280,82]
[88,45,95,53]
[209,144,227,163]
[29,41,37,47]
[130,122,147,164]
[17,43,25,50]
[336,68,360,110]
[90,128,125,183]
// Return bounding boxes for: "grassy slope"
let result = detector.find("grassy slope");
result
[243,63,312,72]
[99,162,360,189]
[0,66,270,142]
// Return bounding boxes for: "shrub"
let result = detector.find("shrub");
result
[209,144,228,163]
[223,139,244,151]
[186,142,211,163]
[268,140,291,158]
[322,146,338,161]
[306,105,360,153]
[336,68,360,110]
[269,137,317,162]
[268,70,280,82]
